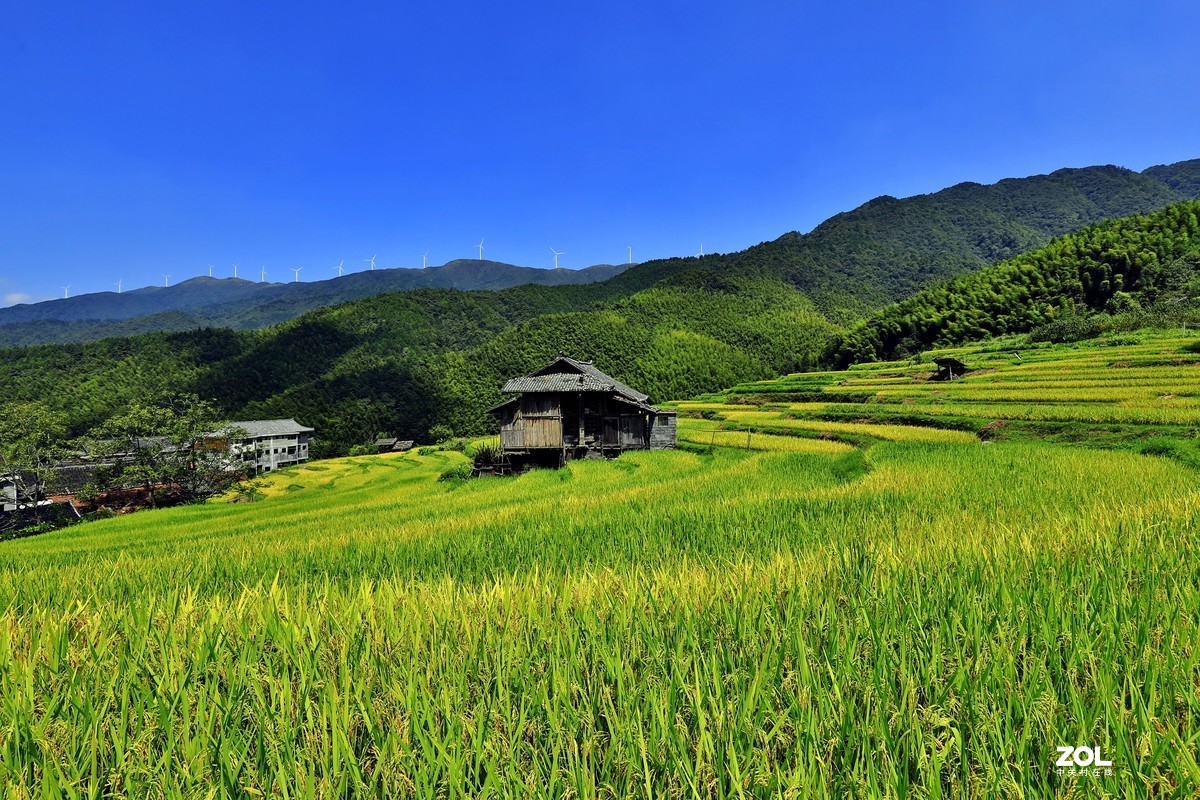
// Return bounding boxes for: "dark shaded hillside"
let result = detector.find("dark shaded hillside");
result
[0,311,209,346]
[0,278,831,453]
[833,200,1200,364]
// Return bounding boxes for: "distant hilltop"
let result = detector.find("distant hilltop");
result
[0,260,632,343]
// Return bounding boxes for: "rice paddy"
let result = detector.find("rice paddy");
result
[681,331,1200,443]
[1,331,1199,797]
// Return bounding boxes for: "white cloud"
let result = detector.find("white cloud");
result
[2,293,33,307]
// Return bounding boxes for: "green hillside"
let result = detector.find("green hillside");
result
[1,332,1196,796]
[835,200,1200,363]
[2,159,1195,352]
[0,278,833,452]
[3,166,1200,453]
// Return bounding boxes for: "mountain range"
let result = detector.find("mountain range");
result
[2,160,1198,350]
[0,260,630,346]
[2,158,1199,452]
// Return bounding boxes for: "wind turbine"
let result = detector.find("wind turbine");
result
[115,279,122,294]
[364,254,376,271]
[696,243,704,257]
[550,247,564,269]
[61,286,70,299]
[422,251,429,269]
[207,264,214,277]
[334,259,344,277]
[290,267,303,283]
[476,239,484,260]
[627,246,633,264]
[163,274,171,287]
[260,266,268,283]
[232,263,239,279]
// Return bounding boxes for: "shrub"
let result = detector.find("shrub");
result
[348,444,379,456]
[428,424,455,444]
[473,444,503,468]
[417,446,439,456]
[437,464,472,482]
[1027,315,1103,343]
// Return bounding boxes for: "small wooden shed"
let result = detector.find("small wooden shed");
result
[932,357,968,381]
[374,437,414,453]
[488,355,676,468]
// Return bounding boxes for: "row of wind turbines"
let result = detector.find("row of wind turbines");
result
[72,243,651,299]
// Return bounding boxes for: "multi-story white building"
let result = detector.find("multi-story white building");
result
[228,419,314,474]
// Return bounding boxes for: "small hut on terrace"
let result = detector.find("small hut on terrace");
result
[932,356,968,381]
[488,355,676,469]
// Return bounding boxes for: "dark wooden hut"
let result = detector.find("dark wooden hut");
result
[932,356,968,381]
[373,437,414,453]
[488,355,676,469]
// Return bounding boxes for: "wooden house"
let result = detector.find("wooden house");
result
[488,355,676,468]
[374,437,415,453]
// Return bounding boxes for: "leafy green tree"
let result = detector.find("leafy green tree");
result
[0,402,70,526]
[88,394,244,507]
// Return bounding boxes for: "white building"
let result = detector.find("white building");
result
[1,475,16,512]
[228,419,314,474]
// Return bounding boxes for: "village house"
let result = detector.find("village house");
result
[488,355,676,469]
[373,437,415,454]
[226,419,314,474]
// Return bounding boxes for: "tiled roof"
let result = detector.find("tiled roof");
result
[502,373,626,394]
[227,419,314,438]
[506,355,651,402]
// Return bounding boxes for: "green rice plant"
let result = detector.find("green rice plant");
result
[0,331,1197,796]
[676,418,855,453]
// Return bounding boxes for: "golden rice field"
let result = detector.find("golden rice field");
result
[0,331,1199,797]
[685,331,1200,434]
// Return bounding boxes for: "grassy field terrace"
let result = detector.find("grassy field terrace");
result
[0,331,1196,796]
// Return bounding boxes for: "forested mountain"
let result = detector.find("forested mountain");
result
[0,260,630,346]
[833,200,1200,363]
[1143,158,1200,200]
[3,160,1199,452]
[3,159,1197,349]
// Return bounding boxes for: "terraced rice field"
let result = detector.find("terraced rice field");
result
[677,331,1200,448]
[0,331,1197,797]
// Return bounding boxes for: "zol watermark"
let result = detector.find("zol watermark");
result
[1054,745,1114,777]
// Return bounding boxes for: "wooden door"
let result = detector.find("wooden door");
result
[602,417,619,446]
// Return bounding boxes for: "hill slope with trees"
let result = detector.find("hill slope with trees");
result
[3,162,1200,452]
[3,159,1196,349]
[833,200,1200,364]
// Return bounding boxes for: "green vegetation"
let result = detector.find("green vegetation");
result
[835,200,1200,363]
[0,333,1197,795]
[2,162,1200,459]
[685,328,1200,465]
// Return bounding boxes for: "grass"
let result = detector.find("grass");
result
[0,330,1198,796]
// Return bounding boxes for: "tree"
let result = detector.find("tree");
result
[0,402,70,527]
[87,393,245,508]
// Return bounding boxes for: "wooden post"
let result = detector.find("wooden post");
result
[746,427,751,450]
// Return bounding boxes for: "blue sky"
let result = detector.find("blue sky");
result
[1,0,1197,305]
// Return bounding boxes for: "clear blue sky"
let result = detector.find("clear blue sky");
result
[2,0,1197,305]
